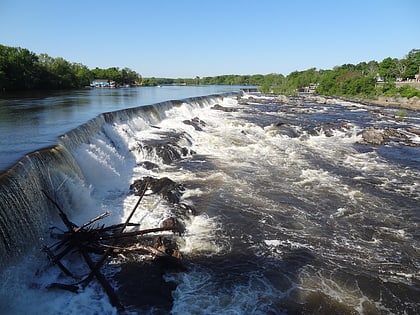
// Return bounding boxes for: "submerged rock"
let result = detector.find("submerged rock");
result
[137,161,159,170]
[312,122,352,137]
[176,202,197,216]
[211,104,237,112]
[406,127,420,136]
[114,261,177,313]
[183,117,206,131]
[136,135,194,164]
[160,217,185,235]
[384,128,409,141]
[132,129,195,165]
[360,127,419,146]
[264,121,300,138]
[276,94,291,104]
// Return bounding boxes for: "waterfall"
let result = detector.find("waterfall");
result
[0,146,84,268]
[0,92,237,269]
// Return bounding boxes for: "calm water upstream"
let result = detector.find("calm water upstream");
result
[0,90,419,314]
[0,85,242,171]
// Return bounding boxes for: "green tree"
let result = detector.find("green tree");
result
[398,84,420,98]
[0,45,39,90]
[405,49,420,78]
[378,57,398,80]
[72,63,91,87]
[381,80,397,96]
[395,59,408,79]
[316,70,338,95]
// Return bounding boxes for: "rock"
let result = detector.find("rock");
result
[210,104,236,112]
[384,128,408,141]
[276,94,290,104]
[154,236,185,268]
[362,127,386,145]
[138,142,192,164]
[408,96,419,105]
[134,130,194,164]
[313,122,351,137]
[177,202,197,216]
[314,96,327,104]
[130,176,185,204]
[384,128,420,147]
[138,161,159,170]
[237,97,250,105]
[154,144,182,164]
[406,127,420,136]
[160,217,185,235]
[265,121,300,138]
[181,147,195,156]
[183,117,206,131]
[115,262,177,313]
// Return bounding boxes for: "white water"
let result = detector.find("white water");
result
[0,95,232,314]
[1,93,419,314]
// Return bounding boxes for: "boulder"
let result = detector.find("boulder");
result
[160,217,185,235]
[406,127,420,136]
[137,161,159,170]
[276,94,290,104]
[183,117,206,131]
[210,104,236,112]
[362,127,386,145]
[384,128,408,141]
[138,142,193,164]
[176,202,197,216]
[265,121,300,138]
[130,176,185,204]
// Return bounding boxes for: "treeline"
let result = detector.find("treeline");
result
[0,44,141,91]
[2,43,419,99]
[143,49,420,99]
[141,74,285,87]
[255,48,420,98]
[292,48,420,98]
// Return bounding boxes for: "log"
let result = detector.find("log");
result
[77,240,124,311]
[43,191,124,311]
[42,190,77,231]
[98,226,177,241]
[47,282,79,294]
[120,179,148,232]
[103,243,186,271]
[43,245,74,278]
[42,184,185,311]
[75,212,110,232]
[102,243,168,257]
[76,184,150,302]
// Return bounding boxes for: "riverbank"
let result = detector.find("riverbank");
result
[338,95,420,111]
[250,93,419,111]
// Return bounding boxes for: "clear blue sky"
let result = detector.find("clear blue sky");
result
[1,0,419,78]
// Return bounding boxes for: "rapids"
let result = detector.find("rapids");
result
[0,92,419,314]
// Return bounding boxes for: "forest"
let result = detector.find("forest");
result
[0,44,141,91]
[146,49,420,99]
[1,44,419,100]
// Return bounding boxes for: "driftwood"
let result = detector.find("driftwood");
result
[42,177,184,312]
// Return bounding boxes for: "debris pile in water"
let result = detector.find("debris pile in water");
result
[42,176,187,312]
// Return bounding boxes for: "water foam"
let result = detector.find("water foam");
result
[1,91,419,314]
[0,93,236,314]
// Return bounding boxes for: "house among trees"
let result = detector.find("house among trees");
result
[90,79,116,88]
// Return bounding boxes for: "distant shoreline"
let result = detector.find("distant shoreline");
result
[250,92,420,111]
[335,96,420,111]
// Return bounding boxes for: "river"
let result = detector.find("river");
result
[0,85,242,171]
[0,89,419,314]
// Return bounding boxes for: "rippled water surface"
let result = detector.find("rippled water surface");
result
[0,86,242,171]
[0,92,419,314]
